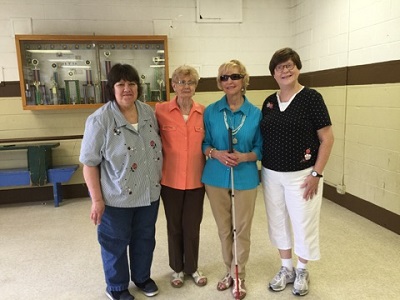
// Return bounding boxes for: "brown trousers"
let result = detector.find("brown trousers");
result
[161,185,205,274]
[205,185,257,278]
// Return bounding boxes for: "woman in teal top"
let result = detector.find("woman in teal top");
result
[201,59,262,300]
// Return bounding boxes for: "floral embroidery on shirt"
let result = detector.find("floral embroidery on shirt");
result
[266,102,274,109]
[150,140,156,149]
[131,163,138,172]
[113,127,121,135]
[301,148,312,163]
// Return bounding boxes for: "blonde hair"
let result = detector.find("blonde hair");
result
[216,59,249,94]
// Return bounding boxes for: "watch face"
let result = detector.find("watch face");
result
[311,171,322,177]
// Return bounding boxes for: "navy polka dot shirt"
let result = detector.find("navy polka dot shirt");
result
[260,87,332,172]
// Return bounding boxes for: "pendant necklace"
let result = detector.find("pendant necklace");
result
[223,110,246,144]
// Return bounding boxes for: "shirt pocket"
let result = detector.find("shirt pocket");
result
[193,126,205,141]
[161,125,177,140]
[194,126,205,133]
[161,125,177,131]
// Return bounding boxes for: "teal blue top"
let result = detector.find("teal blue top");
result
[201,95,262,190]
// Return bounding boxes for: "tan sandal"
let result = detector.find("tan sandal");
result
[171,271,184,288]
[232,278,246,300]
[191,270,207,287]
[217,273,233,291]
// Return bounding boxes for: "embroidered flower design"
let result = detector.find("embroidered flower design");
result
[150,140,156,149]
[131,163,138,172]
[304,148,311,161]
[113,127,121,135]
[267,102,274,109]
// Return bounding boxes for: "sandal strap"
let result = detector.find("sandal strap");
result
[172,271,184,280]
[221,273,231,282]
[192,270,207,285]
[217,273,233,290]
[192,270,204,279]
[232,278,246,298]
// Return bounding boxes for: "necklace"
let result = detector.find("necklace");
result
[223,110,246,144]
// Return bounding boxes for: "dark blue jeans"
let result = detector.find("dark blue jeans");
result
[98,200,160,292]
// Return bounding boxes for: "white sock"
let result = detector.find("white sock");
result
[281,258,293,270]
[297,261,307,270]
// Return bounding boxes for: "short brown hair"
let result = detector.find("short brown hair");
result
[269,48,302,76]
[106,63,142,101]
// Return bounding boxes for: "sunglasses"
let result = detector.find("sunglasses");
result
[219,74,244,81]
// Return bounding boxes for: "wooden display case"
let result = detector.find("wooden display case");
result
[15,35,169,110]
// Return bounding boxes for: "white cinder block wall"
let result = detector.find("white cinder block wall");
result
[1,0,399,79]
[0,0,399,214]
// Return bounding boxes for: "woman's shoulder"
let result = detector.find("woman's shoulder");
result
[84,102,115,129]
[300,87,322,97]
[154,100,169,113]
[244,97,261,113]
[193,100,205,112]
[297,87,324,105]
[89,101,114,119]
[136,100,156,115]
[264,91,278,102]
[204,100,219,112]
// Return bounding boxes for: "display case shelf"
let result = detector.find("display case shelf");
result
[15,35,170,110]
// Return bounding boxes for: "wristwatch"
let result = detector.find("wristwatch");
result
[311,170,323,178]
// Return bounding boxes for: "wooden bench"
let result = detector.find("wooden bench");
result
[0,165,79,207]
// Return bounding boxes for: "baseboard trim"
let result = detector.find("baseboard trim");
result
[323,184,399,235]
[0,184,88,206]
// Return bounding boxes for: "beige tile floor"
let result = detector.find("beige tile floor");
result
[1,186,399,300]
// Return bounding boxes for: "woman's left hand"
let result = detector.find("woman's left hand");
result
[215,149,239,167]
[301,175,320,200]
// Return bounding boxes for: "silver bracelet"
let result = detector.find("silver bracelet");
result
[208,148,215,159]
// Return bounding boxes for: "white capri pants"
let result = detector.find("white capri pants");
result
[261,166,323,261]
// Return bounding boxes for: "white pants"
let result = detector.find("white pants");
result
[261,167,323,261]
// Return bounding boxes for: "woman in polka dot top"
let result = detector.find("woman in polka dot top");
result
[260,48,334,297]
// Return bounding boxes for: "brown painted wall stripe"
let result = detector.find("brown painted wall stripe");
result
[0,81,20,97]
[1,60,399,97]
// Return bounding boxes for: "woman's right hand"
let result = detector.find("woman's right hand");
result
[90,200,105,225]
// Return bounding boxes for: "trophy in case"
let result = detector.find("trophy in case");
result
[64,70,80,104]
[83,60,96,104]
[31,58,45,105]
[49,63,60,105]
[101,51,112,103]
[150,50,166,102]
[139,74,150,102]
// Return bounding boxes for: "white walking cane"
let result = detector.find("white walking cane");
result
[228,128,240,300]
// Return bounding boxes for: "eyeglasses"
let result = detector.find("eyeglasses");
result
[275,63,295,72]
[175,80,196,87]
[220,74,244,81]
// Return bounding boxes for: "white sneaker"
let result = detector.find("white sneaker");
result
[292,268,310,296]
[269,266,295,292]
